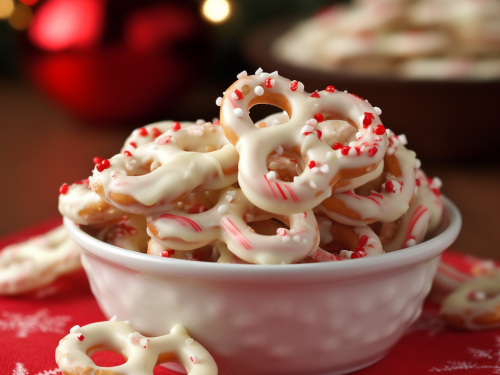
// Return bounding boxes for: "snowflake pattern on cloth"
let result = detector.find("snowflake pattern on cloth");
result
[12,363,61,375]
[0,309,71,338]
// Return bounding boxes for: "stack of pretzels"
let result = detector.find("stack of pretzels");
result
[58,70,444,265]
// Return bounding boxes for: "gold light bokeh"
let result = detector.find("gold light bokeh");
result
[0,0,15,19]
[8,2,32,30]
[202,0,230,23]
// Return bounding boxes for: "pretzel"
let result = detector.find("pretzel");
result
[0,225,81,295]
[308,216,383,262]
[218,71,388,215]
[147,187,319,264]
[58,178,125,225]
[56,320,218,375]
[318,130,417,226]
[378,169,443,252]
[440,276,500,330]
[91,121,238,215]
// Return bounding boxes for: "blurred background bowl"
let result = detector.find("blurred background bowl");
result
[243,18,500,162]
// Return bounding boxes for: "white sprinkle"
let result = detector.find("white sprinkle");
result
[340,250,352,259]
[277,228,287,236]
[302,239,308,244]
[309,180,317,189]
[270,70,278,76]
[432,177,443,189]
[237,70,247,79]
[355,132,363,140]
[227,190,236,196]
[216,97,222,106]
[320,164,329,173]
[306,118,318,127]
[254,86,264,96]
[326,152,333,160]
[260,72,269,78]
[415,159,421,169]
[196,119,205,125]
[267,171,277,180]
[374,107,382,115]
[344,90,348,93]
[125,162,133,171]
[269,161,279,170]
[190,355,199,364]
[301,124,314,135]
[140,338,150,348]
[129,332,143,343]
[311,167,319,174]
[155,134,172,145]
[397,134,408,145]
[255,67,263,74]
[272,119,280,126]
[234,108,244,117]
[186,338,194,345]
[406,239,417,247]
[218,205,228,215]
[70,325,80,333]
[293,235,301,242]
[245,213,254,222]
[348,141,357,147]
[386,129,395,137]
[275,145,283,155]
[109,315,117,321]
[124,321,130,325]
[387,148,395,155]
[348,147,357,156]
[226,195,234,203]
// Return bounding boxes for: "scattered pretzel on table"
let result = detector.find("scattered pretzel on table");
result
[218,71,388,215]
[56,319,218,375]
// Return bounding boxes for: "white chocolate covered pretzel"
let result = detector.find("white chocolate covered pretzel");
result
[147,187,319,264]
[219,71,388,215]
[58,178,125,225]
[56,320,218,375]
[0,225,81,295]
[91,121,238,215]
[90,215,149,253]
[319,130,416,226]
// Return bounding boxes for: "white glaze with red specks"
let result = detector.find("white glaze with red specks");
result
[147,187,319,265]
[95,215,149,253]
[91,121,238,215]
[220,72,388,215]
[56,321,218,375]
[0,225,81,295]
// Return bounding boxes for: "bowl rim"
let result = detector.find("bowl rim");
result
[65,196,461,282]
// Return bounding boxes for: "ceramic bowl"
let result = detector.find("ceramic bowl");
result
[64,196,461,375]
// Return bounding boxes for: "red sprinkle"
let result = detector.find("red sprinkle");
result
[313,113,324,123]
[355,147,361,156]
[151,127,162,138]
[213,119,220,125]
[325,85,335,93]
[234,89,243,100]
[265,78,274,88]
[96,163,104,172]
[350,93,364,101]
[290,80,299,91]
[374,125,386,135]
[138,127,148,136]
[93,157,103,165]
[310,90,320,98]
[59,183,69,194]
[101,159,110,169]
[416,179,421,186]
[316,129,323,140]
[368,147,378,157]
[384,181,395,192]
[308,160,316,169]
[77,335,85,341]
[129,142,137,148]
[74,180,83,185]
[171,122,181,132]
[123,150,132,157]
[333,143,342,150]
[341,146,351,156]
[363,112,374,128]
[161,250,175,258]
[358,235,368,247]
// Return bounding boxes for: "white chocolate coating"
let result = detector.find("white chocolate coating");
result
[121,121,181,153]
[94,215,149,253]
[56,321,218,375]
[58,179,125,225]
[440,276,500,331]
[0,225,81,295]
[92,122,239,215]
[220,72,388,215]
[147,187,319,265]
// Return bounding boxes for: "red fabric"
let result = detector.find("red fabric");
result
[1,219,499,375]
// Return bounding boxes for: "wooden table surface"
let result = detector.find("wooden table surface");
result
[1,81,499,259]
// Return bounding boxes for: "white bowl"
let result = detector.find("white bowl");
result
[64,196,461,375]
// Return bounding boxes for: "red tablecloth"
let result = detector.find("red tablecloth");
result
[1,219,499,375]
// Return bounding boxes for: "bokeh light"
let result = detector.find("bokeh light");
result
[202,0,230,23]
[19,0,38,5]
[8,3,32,30]
[0,0,14,19]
